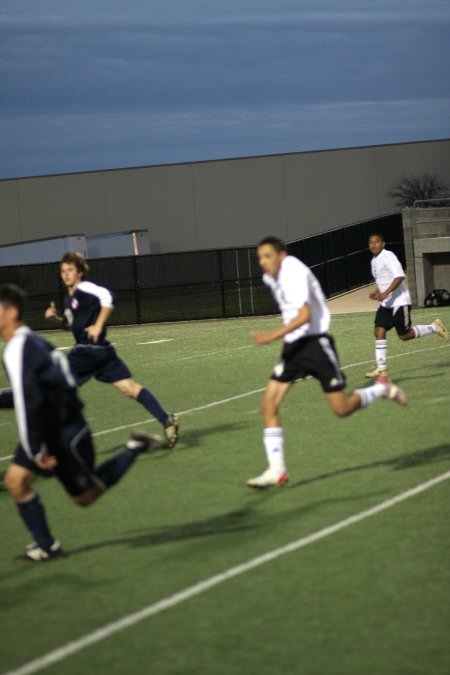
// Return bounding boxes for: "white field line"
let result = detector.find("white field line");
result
[175,345,252,362]
[5,470,450,675]
[137,339,173,345]
[0,342,448,462]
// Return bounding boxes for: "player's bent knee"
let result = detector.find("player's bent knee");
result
[4,465,34,499]
[73,484,103,507]
[398,331,412,341]
[332,407,350,418]
[73,494,95,508]
[326,392,355,418]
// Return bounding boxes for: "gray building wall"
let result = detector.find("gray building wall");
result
[1,139,449,254]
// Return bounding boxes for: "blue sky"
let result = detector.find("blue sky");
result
[1,0,449,179]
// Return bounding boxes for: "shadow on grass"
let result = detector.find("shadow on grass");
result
[69,507,255,557]
[0,490,381,586]
[93,421,250,457]
[289,443,450,489]
[1,444,448,571]
[60,488,386,559]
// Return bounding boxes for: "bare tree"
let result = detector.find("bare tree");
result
[387,172,449,208]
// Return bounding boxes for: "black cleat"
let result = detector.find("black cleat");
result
[15,540,67,563]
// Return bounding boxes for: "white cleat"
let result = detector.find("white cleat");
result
[376,375,407,406]
[365,366,388,379]
[432,319,449,342]
[246,468,289,489]
[15,540,67,563]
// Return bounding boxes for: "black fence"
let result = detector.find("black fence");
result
[0,213,403,330]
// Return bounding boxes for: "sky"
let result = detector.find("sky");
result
[1,0,449,179]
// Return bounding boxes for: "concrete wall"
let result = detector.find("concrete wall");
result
[1,139,449,254]
[402,207,450,306]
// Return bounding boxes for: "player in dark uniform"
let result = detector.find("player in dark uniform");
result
[0,284,164,562]
[45,252,179,448]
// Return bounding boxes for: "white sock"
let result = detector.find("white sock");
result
[375,339,387,369]
[355,383,386,408]
[413,324,434,338]
[263,427,286,472]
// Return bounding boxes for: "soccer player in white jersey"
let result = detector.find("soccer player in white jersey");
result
[247,236,408,489]
[365,234,448,378]
[45,252,179,448]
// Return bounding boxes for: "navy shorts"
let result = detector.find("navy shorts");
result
[12,419,104,497]
[68,343,132,386]
[270,334,346,393]
[374,305,412,336]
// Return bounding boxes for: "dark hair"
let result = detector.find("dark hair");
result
[60,252,90,278]
[368,233,385,242]
[0,284,26,319]
[257,236,287,253]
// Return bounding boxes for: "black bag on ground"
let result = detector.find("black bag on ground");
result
[424,289,450,307]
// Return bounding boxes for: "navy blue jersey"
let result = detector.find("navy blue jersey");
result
[2,326,84,461]
[63,281,115,346]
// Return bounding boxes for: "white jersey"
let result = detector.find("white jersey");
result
[263,255,330,342]
[371,248,411,308]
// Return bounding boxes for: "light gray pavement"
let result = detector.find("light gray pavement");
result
[326,284,376,315]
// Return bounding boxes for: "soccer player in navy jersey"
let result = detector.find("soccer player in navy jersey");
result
[45,252,179,448]
[247,237,408,489]
[0,284,165,562]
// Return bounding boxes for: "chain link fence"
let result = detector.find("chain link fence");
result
[0,213,403,330]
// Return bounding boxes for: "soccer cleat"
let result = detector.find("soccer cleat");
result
[246,468,289,489]
[127,431,166,453]
[432,319,449,342]
[375,374,407,406]
[164,412,180,449]
[15,540,67,563]
[365,366,388,379]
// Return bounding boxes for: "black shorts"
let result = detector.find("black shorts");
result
[68,343,132,386]
[270,334,346,393]
[374,305,412,335]
[12,419,104,497]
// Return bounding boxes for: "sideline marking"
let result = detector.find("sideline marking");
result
[5,470,450,675]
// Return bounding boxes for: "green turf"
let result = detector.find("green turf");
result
[1,308,449,674]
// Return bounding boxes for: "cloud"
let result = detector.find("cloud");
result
[1,97,449,178]
[0,0,449,177]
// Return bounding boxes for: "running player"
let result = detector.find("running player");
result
[45,252,179,448]
[247,236,407,489]
[1,284,164,562]
[365,233,448,378]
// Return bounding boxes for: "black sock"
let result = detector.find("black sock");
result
[137,388,167,425]
[95,450,136,489]
[17,493,54,550]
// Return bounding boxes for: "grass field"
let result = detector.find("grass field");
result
[1,307,449,675]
